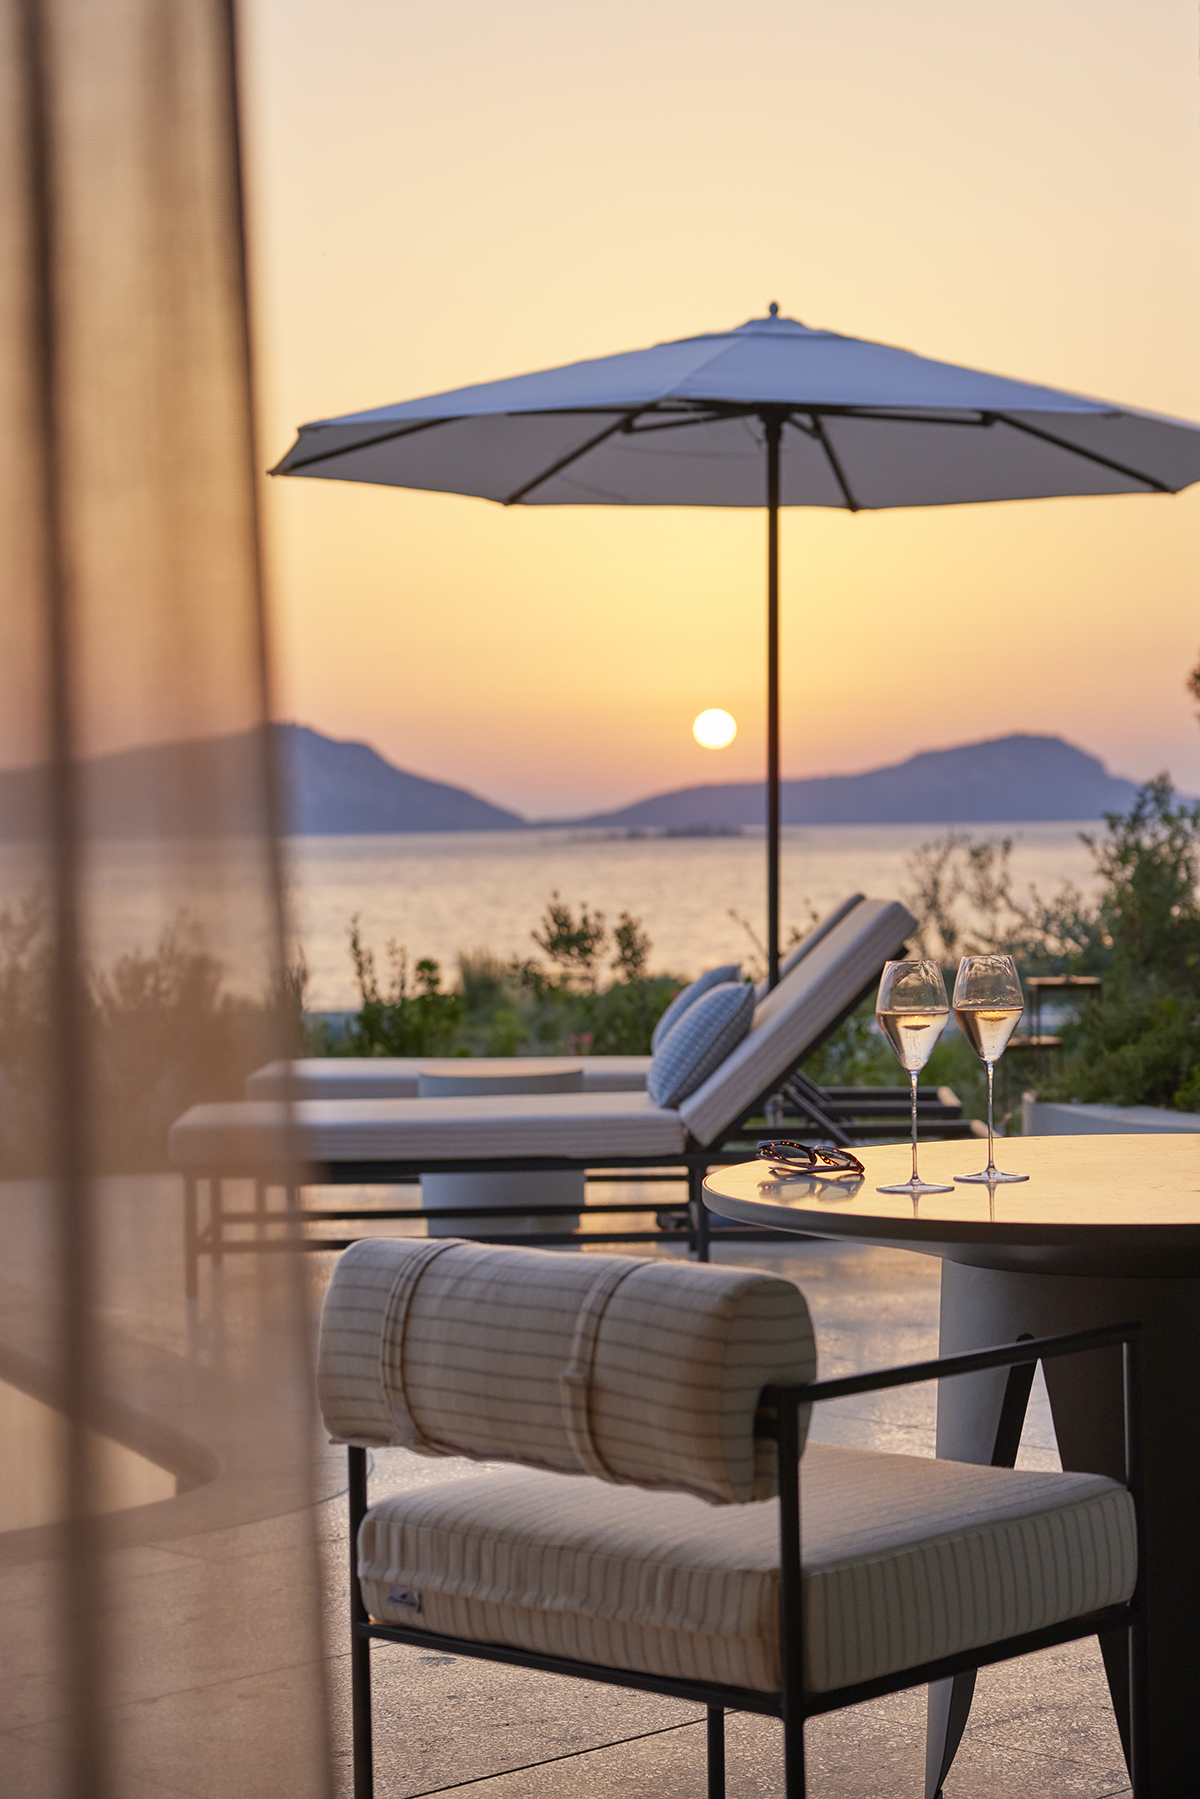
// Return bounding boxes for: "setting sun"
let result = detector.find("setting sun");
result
[693,708,737,749]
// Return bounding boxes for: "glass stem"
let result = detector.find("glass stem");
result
[985,1060,996,1178]
[910,1068,920,1183]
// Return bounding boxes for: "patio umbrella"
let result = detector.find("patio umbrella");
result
[273,307,1200,984]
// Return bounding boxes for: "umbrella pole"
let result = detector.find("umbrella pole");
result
[766,415,782,989]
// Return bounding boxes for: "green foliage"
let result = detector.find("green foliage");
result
[327,899,682,1059]
[0,900,300,1174]
[531,892,609,990]
[1084,776,1200,981]
[899,779,1200,1114]
[340,916,465,1057]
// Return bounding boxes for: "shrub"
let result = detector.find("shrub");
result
[339,917,465,1057]
[898,778,1200,1114]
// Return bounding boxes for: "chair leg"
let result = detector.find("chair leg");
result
[348,1447,374,1799]
[706,1705,725,1799]
[184,1175,198,1300]
[1128,1611,1150,1797]
[782,1706,806,1798]
[689,1164,710,1262]
[351,1624,373,1799]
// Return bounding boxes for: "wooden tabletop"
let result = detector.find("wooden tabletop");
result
[703,1134,1200,1276]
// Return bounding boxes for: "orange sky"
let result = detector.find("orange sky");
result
[242,0,1200,817]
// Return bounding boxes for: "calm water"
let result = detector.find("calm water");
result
[0,821,1104,1008]
[289,822,1103,1011]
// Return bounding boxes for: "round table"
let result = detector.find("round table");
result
[703,1134,1200,1797]
[419,1059,585,1236]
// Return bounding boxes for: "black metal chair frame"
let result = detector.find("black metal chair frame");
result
[775,1068,974,1147]
[345,1321,1146,1799]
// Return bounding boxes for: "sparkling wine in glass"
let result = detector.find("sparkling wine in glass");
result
[953,953,1029,1184]
[875,960,953,1196]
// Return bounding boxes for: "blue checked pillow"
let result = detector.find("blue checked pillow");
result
[650,962,742,1051]
[648,980,756,1109]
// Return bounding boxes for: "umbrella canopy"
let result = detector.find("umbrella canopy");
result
[275,310,1200,979]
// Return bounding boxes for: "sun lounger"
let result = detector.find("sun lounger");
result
[243,896,870,1104]
[171,898,915,1290]
[244,890,968,1145]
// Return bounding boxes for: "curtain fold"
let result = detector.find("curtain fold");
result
[0,3,331,1793]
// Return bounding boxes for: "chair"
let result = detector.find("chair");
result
[319,1238,1145,1799]
[171,899,916,1289]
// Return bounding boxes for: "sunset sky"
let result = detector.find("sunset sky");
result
[242,0,1200,818]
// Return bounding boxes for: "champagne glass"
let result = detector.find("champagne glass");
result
[875,960,953,1195]
[953,954,1029,1184]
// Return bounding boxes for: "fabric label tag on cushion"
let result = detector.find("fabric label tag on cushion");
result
[387,1585,422,1612]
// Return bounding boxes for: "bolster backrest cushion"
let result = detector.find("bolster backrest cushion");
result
[317,1237,815,1504]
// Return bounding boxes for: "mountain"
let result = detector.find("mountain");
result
[0,723,524,837]
[556,735,1145,830]
[278,724,523,833]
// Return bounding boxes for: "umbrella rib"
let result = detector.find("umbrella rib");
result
[992,413,1173,494]
[502,412,641,505]
[803,414,860,512]
[621,412,739,434]
[270,415,451,475]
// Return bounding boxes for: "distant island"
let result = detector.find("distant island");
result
[548,735,1145,830]
[0,722,523,838]
[279,724,522,832]
[0,725,1151,838]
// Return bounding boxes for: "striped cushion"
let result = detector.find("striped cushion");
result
[647,981,755,1109]
[317,1238,815,1503]
[168,1090,685,1167]
[650,964,741,1051]
[358,1445,1137,1694]
[753,895,865,1002]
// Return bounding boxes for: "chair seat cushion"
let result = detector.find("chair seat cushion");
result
[358,1443,1135,1695]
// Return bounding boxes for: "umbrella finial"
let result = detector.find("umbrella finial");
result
[769,300,779,317]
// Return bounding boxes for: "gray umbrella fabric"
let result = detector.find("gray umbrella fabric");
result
[275,310,1200,979]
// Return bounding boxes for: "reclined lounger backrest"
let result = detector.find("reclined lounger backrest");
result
[317,1237,815,1504]
[679,896,916,1147]
[752,892,865,1002]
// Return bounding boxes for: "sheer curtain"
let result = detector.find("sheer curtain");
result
[0,3,331,1793]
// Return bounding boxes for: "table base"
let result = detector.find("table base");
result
[929,1258,1200,1798]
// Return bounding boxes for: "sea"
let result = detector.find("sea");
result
[0,820,1105,1008]
[288,822,1103,1011]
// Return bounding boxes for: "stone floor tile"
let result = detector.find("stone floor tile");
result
[328,1639,700,1797]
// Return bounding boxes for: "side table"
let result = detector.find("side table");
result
[418,1060,585,1235]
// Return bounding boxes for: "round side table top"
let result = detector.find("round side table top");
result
[417,1058,584,1098]
[417,1059,585,1079]
[703,1134,1200,1276]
